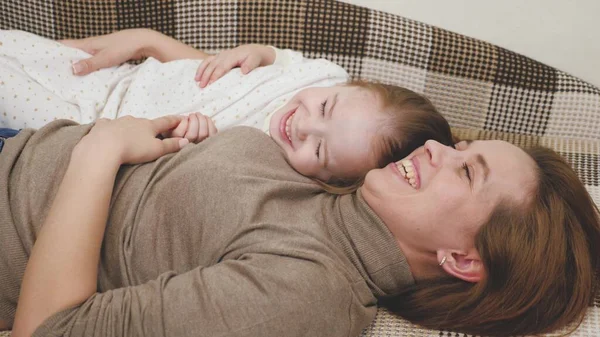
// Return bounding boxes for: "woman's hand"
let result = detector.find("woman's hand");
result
[164,112,218,144]
[60,29,153,76]
[78,115,189,166]
[195,44,275,88]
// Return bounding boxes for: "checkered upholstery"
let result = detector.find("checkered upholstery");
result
[1,0,599,336]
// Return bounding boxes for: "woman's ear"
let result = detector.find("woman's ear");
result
[437,249,483,283]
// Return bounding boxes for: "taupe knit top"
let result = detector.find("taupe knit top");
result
[0,120,413,337]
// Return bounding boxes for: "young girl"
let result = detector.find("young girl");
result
[0,29,453,190]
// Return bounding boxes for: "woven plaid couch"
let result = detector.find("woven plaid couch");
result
[1,0,599,336]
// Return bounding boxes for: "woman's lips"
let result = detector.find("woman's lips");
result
[279,107,296,148]
[387,157,421,190]
[412,157,421,190]
[388,162,407,184]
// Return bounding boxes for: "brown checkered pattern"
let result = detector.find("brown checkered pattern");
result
[1,0,599,336]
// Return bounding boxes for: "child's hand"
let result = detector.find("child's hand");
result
[165,113,218,143]
[195,44,275,88]
[60,29,153,76]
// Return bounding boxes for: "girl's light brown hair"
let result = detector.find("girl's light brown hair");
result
[319,80,454,194]
[379,146,600,336]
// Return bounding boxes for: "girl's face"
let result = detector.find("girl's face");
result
[269,85,387,182]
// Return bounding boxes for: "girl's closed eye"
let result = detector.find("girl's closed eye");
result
[320,100,327,116]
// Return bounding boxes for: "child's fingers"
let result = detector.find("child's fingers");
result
[199,61,218,88]
[208,66,228,85]
[241,54,262,74]
[184,113,200,143]
[195,55,215,82]
[197,114,210,141]
[207,117,218,136]
[207,54,241,84]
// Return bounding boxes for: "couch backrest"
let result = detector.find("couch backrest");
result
[3,0,600,140]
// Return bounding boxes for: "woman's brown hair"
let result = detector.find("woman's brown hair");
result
[379,146,600,336]
[319,80,454,194]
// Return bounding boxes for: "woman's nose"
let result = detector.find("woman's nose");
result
[424,139,453,167]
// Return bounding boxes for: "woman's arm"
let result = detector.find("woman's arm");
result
[11,141,121,336]
[61,28,211,76]
[11,116,187,337]
[26,255,356,337]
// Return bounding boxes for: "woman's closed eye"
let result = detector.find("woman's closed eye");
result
[315,140,322,158]
[462,162,472,184]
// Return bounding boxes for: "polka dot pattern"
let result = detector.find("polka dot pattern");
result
[0,31,348,133]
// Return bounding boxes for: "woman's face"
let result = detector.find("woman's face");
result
[361,139,538,253]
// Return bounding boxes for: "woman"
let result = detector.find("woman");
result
[1,114,598,337]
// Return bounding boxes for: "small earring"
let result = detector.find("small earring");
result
[438,256,447,266]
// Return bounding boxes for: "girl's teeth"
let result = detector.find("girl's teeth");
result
[406,171,415,179]
[285,112,295,141]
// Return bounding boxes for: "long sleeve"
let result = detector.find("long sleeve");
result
[34,253,361,337]
[269,46,305,67]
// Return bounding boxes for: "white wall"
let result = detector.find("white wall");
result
[340,0,600,88]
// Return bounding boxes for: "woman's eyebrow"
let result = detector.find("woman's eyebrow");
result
[476,154,490,183]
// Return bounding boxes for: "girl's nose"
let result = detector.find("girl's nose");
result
[296,117,309,141]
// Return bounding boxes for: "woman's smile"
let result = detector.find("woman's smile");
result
[388,157,420,190]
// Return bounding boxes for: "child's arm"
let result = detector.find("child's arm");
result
[164,113,218,144]
[61,29,211,76]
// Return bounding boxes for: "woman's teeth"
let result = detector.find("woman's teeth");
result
[396,159,417,189]
[285,112,295,141]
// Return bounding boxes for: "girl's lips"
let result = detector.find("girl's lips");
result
[279,107,296,148]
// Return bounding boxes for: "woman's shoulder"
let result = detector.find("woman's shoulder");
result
[204,126,280,156]
[217,125,271,141]
[185,126,300,178]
